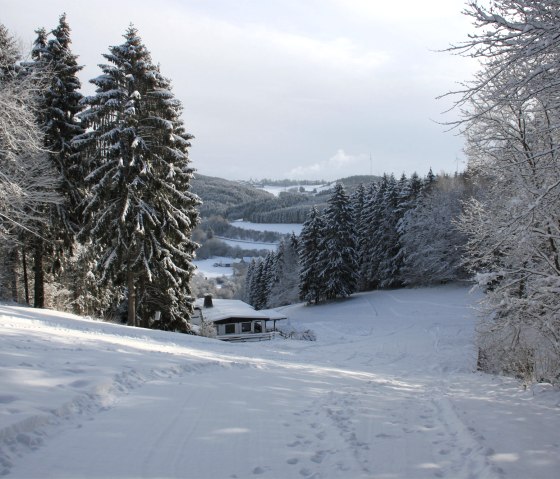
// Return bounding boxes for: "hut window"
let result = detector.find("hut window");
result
[225,324,235,334]
[241,322,252,333]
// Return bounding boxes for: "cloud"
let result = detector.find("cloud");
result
[287,149,368,180]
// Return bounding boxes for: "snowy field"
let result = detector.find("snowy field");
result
[255,185,330,198]
[214,236,279,251]
[1,285,559,479]
[193,257,242,278]
[231,220,303,236]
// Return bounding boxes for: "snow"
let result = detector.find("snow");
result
[231,220,303,236]
[1,285,559,478]
[216,236,279,251]
[255,184,332,197]
[193,256,243,278]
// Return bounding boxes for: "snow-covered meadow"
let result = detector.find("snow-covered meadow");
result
[230,220,303,236]
[1,285,559,478]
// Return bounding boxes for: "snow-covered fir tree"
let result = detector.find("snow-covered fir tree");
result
[76,26,200,330]
[299,206,326,304]
[355,181,378,291]
[398,174,468,285]
[359,175,388,289]
[24,15,85,308]
[317,184,358,300]
[0,24,20,79]
[268,233,300,307]
[375,174,404,288]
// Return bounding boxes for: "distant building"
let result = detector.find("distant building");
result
[193,295,287,342]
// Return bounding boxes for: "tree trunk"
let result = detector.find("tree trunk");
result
[10,247,19,302]
[22,244,29,305]
[33,238,44,308]
[139,275,149,328]
[127,260,136,327]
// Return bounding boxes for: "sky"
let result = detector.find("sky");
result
[1,0,478,181]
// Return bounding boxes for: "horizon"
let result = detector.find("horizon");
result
[2,0,475,181]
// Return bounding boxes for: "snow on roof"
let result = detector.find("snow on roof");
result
[259,308,288,321]
[194,298,269,323]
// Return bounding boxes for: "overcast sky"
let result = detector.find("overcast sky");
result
[2,0,477,181]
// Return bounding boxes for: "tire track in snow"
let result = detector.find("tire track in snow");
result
[428,393,502,479]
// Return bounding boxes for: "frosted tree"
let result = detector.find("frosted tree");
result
[318,184,358,300]
[299,206,326,304]
[359,178,385,289]
[24,15,84,308]
[447,0,560,382]
[0,24,60,303]
[76,26,200,330]
[398,175,468,285]
[371,174,401,288]
[268,234,300,307]
[244,259,256,305]
[248,259,267,310]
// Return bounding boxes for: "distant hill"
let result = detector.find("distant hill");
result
[191,174,273,218]
[192,174,382,223]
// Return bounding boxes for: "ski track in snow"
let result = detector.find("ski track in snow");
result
[1,285,559,478]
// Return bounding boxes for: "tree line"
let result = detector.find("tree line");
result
[244,170,470,308]
[0,16,199,331]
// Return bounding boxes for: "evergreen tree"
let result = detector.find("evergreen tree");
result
[356,181,378,291]
[361,176,387,289]
[22,16,84,309]
[43,14,85,223]
[425,167,436,190]
[76,26,200,330]
[399,175,468,285]
[268,233,300,307]
[250,259,267,310]
[375,174,402,288]
[318,184,358,300]
[244,259,257,306]
[0,24,21,79]
[299,206,326,304]
[350,183,366,229]
[409,172,423,199]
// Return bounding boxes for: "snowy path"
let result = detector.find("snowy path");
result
[1,285,559,478]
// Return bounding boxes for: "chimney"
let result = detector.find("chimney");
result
[203,294,213,308]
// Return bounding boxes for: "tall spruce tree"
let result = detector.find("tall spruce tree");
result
[24,16,84,308]
[375,174,402,288]
[318,184,358,300]
[268,233,300,307]
[299,206,326,304]
[361,176,388,289]
[76,26,200,330]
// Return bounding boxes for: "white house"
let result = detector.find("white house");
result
[193,295,287,341]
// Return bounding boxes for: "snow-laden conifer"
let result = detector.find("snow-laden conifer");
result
[317,184,358,300]
[299,206,326,304]
[76,26,200,330]
[399,175,468,285]
[18,16,85,308]
[268,233,300,307]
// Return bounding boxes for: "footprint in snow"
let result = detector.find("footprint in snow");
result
[287,458,299,465]
[310,450,328,464]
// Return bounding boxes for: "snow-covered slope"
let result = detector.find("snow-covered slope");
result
[1,286,559,478]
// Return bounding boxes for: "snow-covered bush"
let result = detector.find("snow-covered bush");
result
[199,320,217,339]
[277,324,316,341]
